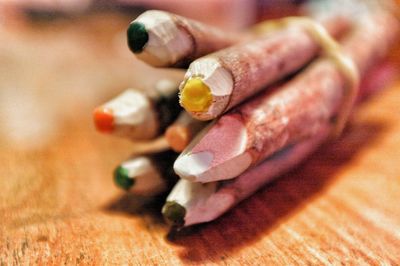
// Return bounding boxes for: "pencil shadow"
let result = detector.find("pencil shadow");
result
[165,120,387,263]
[104,193,167,225]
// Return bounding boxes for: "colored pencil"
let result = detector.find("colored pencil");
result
[173,11,398,183]
[127,10,242,67]
[163,55,399,227]
[178,13,353,120]
[93,77,181,140]
[163,12,399,226]
[114,151,178,196]
[163,127,329,227]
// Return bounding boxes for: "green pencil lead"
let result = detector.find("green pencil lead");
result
[127,22,149,53]
[114,166,135,191]
[162,201,186,226]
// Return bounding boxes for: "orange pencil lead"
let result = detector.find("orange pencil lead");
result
[93,107,114,133]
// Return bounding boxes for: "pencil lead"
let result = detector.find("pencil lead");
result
[114,166,135,190]
[162,201,186,227]
[93,107,114,133]
[180,77,212,112]
[127,22,149,53]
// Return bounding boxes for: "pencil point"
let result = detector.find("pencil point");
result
[127,22,149,53]
[162,201,186,226]
[93,107,114,133]
[180,77,212,113]
[114,166,135,190]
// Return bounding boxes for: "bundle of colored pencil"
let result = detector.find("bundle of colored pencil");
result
[93,0,399,228]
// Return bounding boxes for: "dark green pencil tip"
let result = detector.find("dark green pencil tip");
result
[127,22,148,53]
[162,201,186,227]
[114,166,135,191]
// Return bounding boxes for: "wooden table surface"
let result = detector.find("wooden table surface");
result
[1,12,400,265]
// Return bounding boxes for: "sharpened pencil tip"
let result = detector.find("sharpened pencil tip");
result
[162,201,186,226]
[127,22,149,53]
[180,77,212,113]
[114,166,135,190]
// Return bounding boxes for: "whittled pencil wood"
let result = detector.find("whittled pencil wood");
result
[93,78,181,140]
[174,11,399,183]
[179,14,353,120]
[127,10,242,67]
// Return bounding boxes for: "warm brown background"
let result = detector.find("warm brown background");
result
[1,11,400,265]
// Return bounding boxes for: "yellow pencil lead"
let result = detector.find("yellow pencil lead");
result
[180,77,213,113]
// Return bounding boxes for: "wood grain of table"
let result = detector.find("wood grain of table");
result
[0,12,400,265]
